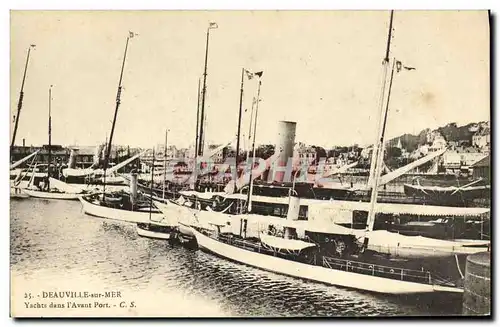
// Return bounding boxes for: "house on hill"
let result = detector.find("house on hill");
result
[472,127,490,151]
[471,155,490,181]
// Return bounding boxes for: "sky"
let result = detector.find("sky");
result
[10,10,490,149]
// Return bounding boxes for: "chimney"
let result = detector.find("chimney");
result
[129,171,138,207]
[268,121,297,183]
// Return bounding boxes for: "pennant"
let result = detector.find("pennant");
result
[129,31,138,38]
[244,69,264,80]
[209,22,218,29]
[244,69,254,80]
[396,60,416,73]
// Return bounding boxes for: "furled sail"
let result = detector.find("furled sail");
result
[48,177,86,194]
[260,232,316,251]
[107,150,148,174]
[62,150,147,177]
[376,147,447,187]
[363,230,490,258]
[10,150,40,170]
[322,161,359,178]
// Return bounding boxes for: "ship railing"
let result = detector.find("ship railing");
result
[218,234,277,256]
[322,256,433,285]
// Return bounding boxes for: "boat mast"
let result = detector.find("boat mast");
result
[234,68,245,195]
[246,80,262,213]
[11,45,35,150]
[192,78,201,190]
[245,97,256,163]
[198,22,218,157]
[162,128,169,199]
[194,78,201,162]
[149,148,155,222]
[367,10,394,187]
[364,59,396,248]
[47,85,53,190]
[363,11,396,249]
[102,34,131,197]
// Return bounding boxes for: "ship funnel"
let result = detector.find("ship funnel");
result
[130,171,138,206]
[268,121,296,183]
[68,149,77,168]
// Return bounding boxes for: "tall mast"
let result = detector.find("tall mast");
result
[11,45,35,149]
[245,96,256,163]
[102,34,131,197]
[234,68,245,194]
[246,80,262,212]
[363,10,395,249]
[384,11,394,62]
[367,11,394,187]
[195,78,201,161]
[149,149,155,222]
[47,85,53,190]
[198,22,218,156]
[163,128,169,200]
[364,59,397,248]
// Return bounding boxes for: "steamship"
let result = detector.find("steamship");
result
[163,10,490,295]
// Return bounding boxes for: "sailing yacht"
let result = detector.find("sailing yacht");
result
[79,33,168,223]
[22,86,88,200]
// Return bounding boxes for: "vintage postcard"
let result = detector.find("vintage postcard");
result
[10,10,491,317]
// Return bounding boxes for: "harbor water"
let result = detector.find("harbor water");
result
[11,198,463,317]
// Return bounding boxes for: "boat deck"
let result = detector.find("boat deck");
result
[198,229,458,288]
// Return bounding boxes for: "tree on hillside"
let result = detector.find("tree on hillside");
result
[255,144,275,160]
[386,146,402,159]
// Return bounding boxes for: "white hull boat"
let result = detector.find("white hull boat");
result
[136,225,172,240]
[135,201,179,240]
[191,228,463,295]
[79,195,164,224]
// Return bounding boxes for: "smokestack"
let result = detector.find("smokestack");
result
[268,121,297,183]
[68,149,77,168]
[22,138,25,147]
[129,171,138,207]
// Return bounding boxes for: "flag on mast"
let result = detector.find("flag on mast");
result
[129,31,138,38]
[396,60,416,73]
[244,69,264,80]
[209,22,218,29]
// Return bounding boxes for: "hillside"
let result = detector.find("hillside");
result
[387,121,488,151]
